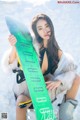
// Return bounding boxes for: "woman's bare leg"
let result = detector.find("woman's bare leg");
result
[66,75,80,100]
[16,94,31,120]
[59,76,80,120]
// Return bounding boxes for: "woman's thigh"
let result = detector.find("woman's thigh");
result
[13,81,30,98]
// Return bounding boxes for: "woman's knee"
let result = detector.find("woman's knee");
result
[16,94,29,106]
[73,75,80,85]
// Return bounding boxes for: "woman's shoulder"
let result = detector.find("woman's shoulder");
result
[57,51,77,72]
[58,50,74,62]
[58,49,63,60]
[62,52,74,61]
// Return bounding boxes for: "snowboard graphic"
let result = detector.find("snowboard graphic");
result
[6,17,56,120]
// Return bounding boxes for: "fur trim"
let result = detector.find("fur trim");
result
[1,47,17,73]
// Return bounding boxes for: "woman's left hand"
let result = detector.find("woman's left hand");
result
[46,80,62,91]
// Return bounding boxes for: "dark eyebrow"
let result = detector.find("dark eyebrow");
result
[37,23,49,28]
[37,26,42,28]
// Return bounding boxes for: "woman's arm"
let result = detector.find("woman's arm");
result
[8,35,17,64]
[1,35,17,73]
[9,46,17,64]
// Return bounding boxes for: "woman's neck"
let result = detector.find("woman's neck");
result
[43,39,48,48]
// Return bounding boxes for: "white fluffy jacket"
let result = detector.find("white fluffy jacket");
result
[1,47,17,73]
[1,41,40,74]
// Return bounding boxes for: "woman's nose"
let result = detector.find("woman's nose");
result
[43,29,47,33]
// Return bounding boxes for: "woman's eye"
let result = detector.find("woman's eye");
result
[38,28,42,30]
[46,24,49,28]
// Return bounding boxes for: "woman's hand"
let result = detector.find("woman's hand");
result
[8,35,17,46]
[46,80,62,91]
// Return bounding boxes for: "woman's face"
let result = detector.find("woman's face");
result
[36,19,51,41]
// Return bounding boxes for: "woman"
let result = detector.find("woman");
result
[3,14,80,120]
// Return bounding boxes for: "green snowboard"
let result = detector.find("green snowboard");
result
[6,17,56,120]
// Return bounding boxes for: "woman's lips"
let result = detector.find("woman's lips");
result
[45,31,50,36]
[44,34,49,37]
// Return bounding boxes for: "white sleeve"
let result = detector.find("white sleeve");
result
[53,52,77,89]
[62,52,77,72]
[1,47,17,74]
[54,52,77,75]
[54,71,76,90]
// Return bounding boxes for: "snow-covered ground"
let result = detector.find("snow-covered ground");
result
[0,0,80,120]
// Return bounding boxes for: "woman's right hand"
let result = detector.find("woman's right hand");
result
[8,35,17,46]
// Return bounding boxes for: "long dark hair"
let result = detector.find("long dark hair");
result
[31,14,60,65]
